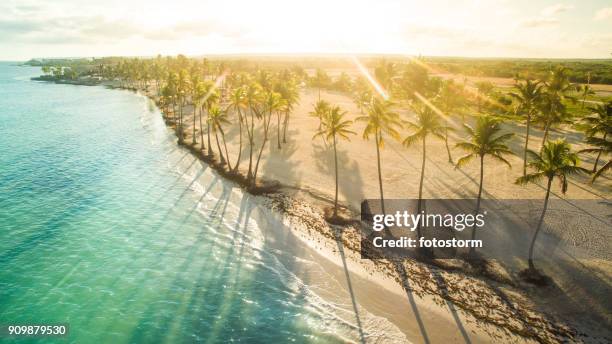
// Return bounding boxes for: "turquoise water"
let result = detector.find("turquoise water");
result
[0,63,405,343]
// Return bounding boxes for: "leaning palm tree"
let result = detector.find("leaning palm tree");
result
[313,105,355,218]
[252,91,282,187]
[456,116,514,257]
[357,97,402,215]
[580,135,611,183]
[515,140,588,272]
[402,104,445,239]
[227,85,247,173]
[510,78,543,176]
[208,105,231,167]
[580,103,611,172]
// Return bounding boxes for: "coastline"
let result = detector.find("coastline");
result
[37,77,608,343]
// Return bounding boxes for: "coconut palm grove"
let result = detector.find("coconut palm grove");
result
[14,54,609,343]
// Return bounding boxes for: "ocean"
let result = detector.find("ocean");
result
[0,63,407,343]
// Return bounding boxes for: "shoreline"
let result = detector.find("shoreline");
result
[38,77,607,343]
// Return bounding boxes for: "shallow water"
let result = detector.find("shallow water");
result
[0,63,408,343]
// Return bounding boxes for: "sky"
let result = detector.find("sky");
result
[1,0,611,60]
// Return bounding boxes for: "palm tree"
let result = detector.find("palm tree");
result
[192,81,207,151]
[245,82,264,182]
[538,66,575,149]
[515,140,588,272]
[252,91,282,187]
[357,97,402,215]
[510,78,543,176]
[456,116,514,257]
[202,80,219,157]
[313,105,355,218]
[279,82,300,144]
[190,75,201,145]
[436,79,465,163]
[402,104,446,240]
[227,86,247,173]
[177,69,190,144]
[580,135,611,182]
[310,100,331,141]
[208,105,231,167]
[577,74,595,110]
[580,103,611,172]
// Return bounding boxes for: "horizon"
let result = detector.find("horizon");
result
[1,0,612,60]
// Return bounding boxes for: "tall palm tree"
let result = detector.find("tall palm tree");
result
[245,82,264,182]
[227,86,247,173]
[279,82,300,144]
[192,81,207,150]
[202,80,219,157]
[580,103,611,172]
[436,79,464,163]
[177,69,190,144]
[510,78,543,176]
[190,75,201,145]
[538,66,575,149]
[208,105,231,167]
[313,105,355,217]
[252,91,282,186]
[456,116,514,257]
[402,104,446,241]
[357,97,402,215]
[515,140,588,271]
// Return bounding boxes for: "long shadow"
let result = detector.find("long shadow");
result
[333,226,367,344]
[430,270,472,344]
[393,262,431,344]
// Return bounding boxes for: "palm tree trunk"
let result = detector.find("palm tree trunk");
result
[333,134,339,217]
[593,133,607,172]
[207,115,213,156]
[469,155,485,257]
[540,121,550,151]
[444,127,453,163]
[199,105,205,152]
[220,128,231,169]
[277,112,281,149]
[233,108,244,172]
[192,102,197,145]
[523,114,531,177]
[528,177,552,271]
[253,112,272,185]
[214,126,225,165]
[375,131,386,215]
[415,136,427,239]
[247,110,255,181]
[178,98,184,144]
[282,110,289,143]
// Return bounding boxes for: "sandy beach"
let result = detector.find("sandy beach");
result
[133,80,611,343]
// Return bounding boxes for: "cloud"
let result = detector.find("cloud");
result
[519,17,559,28]
[541,3,573,16]
[594,7,612,21]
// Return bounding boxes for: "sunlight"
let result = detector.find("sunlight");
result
[351,56,389,100]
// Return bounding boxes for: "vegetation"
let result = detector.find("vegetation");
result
[33,54,611,279]
[515,140,589,272]
[312,105,355,218]
[455,116,514,257]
